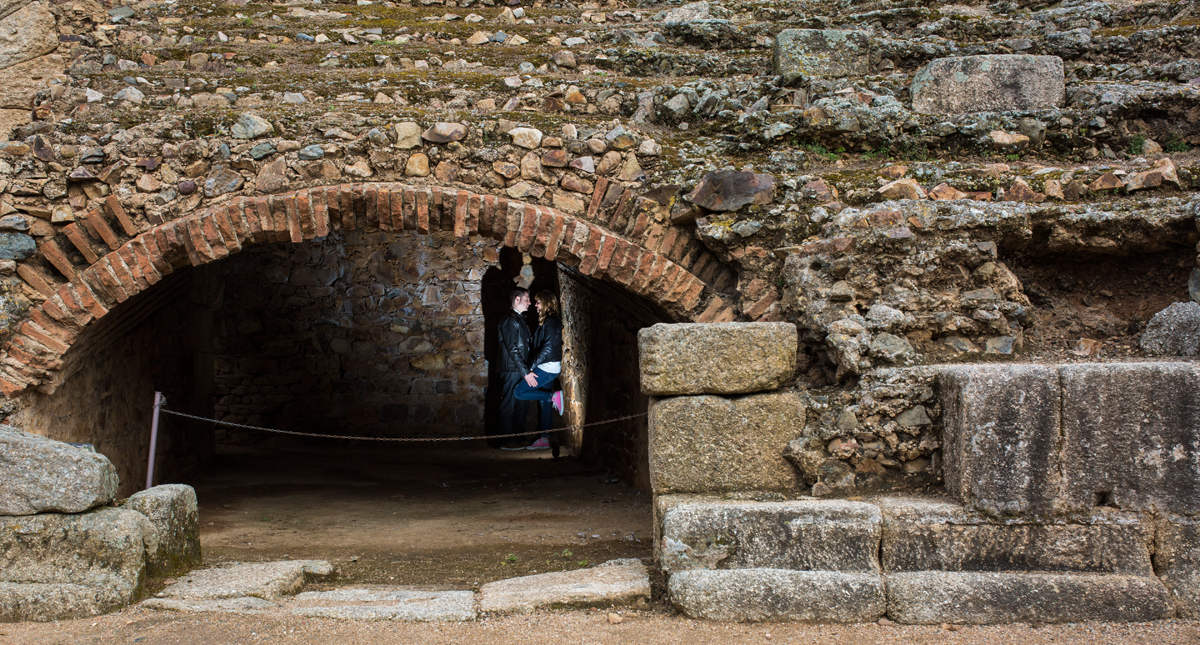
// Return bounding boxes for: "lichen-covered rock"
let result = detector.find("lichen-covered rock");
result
[686,170,775,212]
[1140,301,1200,356]
[0,507,156,621]
[0,426,119,515]
[649,391,804,494]
[638,322,797,395]
[478,559,649,613]
[912,55,1065,115]
[773,30,872,80]
[124,485,201,575]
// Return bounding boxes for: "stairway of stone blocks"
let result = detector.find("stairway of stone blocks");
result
[643,322,1200,623]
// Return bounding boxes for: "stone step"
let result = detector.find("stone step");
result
[291,588,477,622]
[657,495,881,573]
[478,558,649,613]
[1153,514,1200,619]
[878,497,1155,576]
[668,569,886,623]
[1,508,155,622]
[151,560,335,602]
[886,572,1176,624]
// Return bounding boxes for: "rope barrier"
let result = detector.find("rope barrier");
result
[155,397,648,443]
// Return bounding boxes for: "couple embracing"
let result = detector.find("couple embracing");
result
[496,288,564,450]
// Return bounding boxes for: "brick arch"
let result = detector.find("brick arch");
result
[0,183,740,397]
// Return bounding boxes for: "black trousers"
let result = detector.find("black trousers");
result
[497,371,529,438]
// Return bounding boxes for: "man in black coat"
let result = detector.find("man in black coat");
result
[496,288,532,444]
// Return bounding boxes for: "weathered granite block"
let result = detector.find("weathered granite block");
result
[1060,362,1200,514]
[0,2,59,71]
[886,571,1175,624]
[669,569,886,622]
[912,55,1065,115]
[649,391,804,494]
[938,365,1063,516]
[773,30,872,79]
[0,425,119,516]
[0,508,155,621]
[1154,514,1200,618]
[124,485,202,575]
[657,496,880,573]
[878,498,1154,575]
[638,322,797,396]
[478,559,649,613]
[292,588,477,622]
[155,561,334,601]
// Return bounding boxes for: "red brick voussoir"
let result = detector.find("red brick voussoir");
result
[0,184,723,397]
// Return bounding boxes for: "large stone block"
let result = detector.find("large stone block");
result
[155,561,334,601]
[649,391,804,494]
[0,2,58,71]
[0,508,155,621]
[0,107,29,141]
[773,30,872,79]
[669,569,885,622]
[0,425,120,516]
[292,588,477,622]
[0,52,65,109]
[1154,514,1200,618]
[912,55,1065,115]
[878,498,1154,576]
[124,485,202,575]
[478,559,649,613]
[638,322,797,396]
[1060,363,1200,515]
[0,582,135,623]
[938,365,1063,516]
[657,496,880,573]
[886,571,1175,624]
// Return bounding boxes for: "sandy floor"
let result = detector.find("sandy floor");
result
[186,442,653,588]
[8,609,1200,644]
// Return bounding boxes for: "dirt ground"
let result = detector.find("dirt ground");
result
[183,442,653,590]
[8,607,1200,644]
[9,443,1200,643]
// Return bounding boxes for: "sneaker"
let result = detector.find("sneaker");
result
[499,442,528,451]
[526,437,551,450]
[551,391,564,415]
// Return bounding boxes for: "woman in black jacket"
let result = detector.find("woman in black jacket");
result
[511,290,564,450]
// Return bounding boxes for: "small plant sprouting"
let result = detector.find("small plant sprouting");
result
[561,549,573,558]
[1129,133,1146,155]
[1163,136,1191,153]
[862,147,891,160]
[504,553,517,563]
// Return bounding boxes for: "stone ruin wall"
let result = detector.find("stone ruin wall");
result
[211,230,496,440]
[1,0,1200,500]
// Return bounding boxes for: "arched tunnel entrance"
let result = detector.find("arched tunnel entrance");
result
[7,217,677,584]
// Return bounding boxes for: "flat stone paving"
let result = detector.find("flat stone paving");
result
[143,559,648,622]
[292,588,477,622]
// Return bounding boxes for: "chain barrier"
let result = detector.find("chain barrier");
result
[156,397,647,442]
